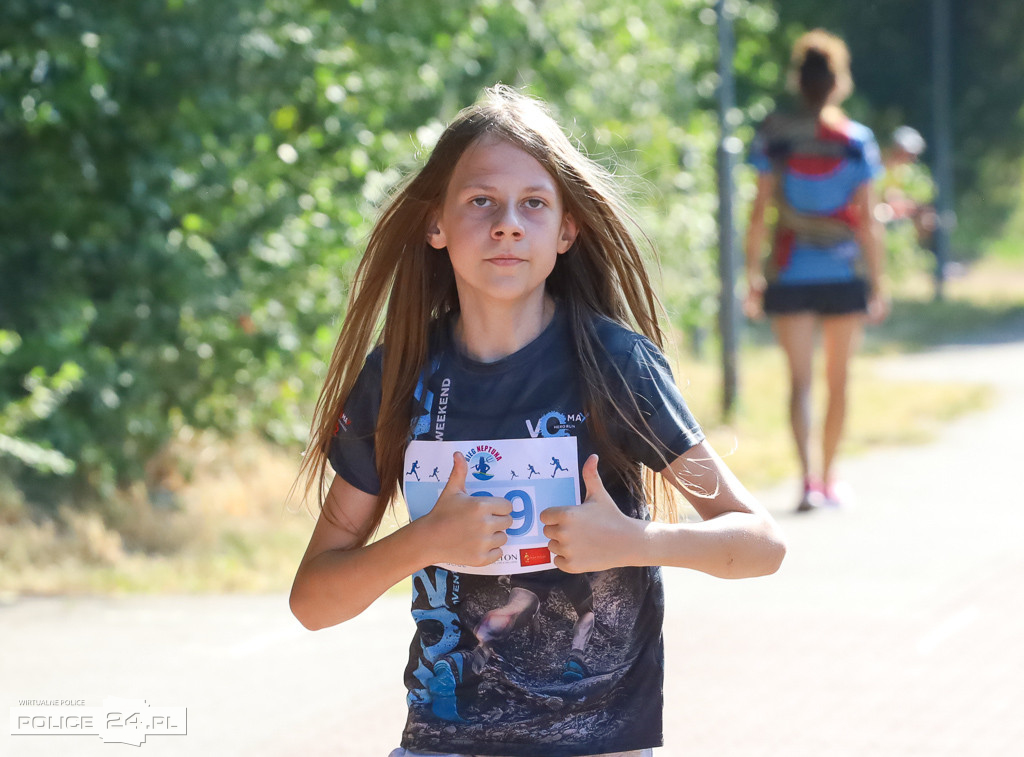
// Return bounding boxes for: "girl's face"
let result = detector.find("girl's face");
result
[427,136,577,315]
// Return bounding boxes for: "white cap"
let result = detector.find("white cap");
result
[892,125,926,156]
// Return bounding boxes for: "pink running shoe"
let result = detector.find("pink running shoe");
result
[796,476,825,512]
[823,479,855,509]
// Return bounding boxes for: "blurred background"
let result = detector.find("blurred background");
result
[2,3,1024,750]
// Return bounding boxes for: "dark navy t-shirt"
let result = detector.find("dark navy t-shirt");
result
[329,306,704,757]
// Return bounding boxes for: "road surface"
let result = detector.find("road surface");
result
[3,332,1023,756]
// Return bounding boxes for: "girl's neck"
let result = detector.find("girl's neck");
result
[452,292,556,364]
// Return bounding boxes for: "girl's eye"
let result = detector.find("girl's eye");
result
[470,197,492,207]
[524,198,545,209]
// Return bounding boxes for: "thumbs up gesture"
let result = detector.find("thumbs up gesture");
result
[540,454,643,573]
[418,453,514,568]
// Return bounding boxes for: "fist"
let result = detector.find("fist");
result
[422,453,513,567]
[540,454,640,573]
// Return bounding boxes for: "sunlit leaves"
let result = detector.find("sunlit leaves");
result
[2,0,779,504]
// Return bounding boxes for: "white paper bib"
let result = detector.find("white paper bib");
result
[403,437,581,575]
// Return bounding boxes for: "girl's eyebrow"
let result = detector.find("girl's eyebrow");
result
[460,183,557,194]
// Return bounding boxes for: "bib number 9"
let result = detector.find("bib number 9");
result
[471,488,535,537]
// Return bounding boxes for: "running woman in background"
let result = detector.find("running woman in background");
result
[744,29,889,512]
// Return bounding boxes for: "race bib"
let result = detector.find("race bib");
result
[403,437,581,575]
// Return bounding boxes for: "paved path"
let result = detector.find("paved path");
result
[2,334,1023,756]
[665,335,1024,756]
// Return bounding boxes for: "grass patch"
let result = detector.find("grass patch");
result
[0,436,313,596]
[866,256,1024,352]
[672,343,991,493]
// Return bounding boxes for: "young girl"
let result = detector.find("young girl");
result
[744,30,888,512]
[291,85,786,757]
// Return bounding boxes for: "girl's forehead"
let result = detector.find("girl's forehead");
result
[449,137,557,190]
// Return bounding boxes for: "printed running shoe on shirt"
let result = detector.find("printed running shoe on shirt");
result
[427,654,471,722]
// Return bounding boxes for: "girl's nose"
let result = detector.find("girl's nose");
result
[491,206,524,240]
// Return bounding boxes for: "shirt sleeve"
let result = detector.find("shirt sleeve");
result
[326,350,383,496]
[855,126,884,184]
[616,336,706,470]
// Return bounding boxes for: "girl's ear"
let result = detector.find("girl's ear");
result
[556,213,579,254]
[426,215,447,250]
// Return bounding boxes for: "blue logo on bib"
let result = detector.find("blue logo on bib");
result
[464,445,502,481]
[469,452,496,481]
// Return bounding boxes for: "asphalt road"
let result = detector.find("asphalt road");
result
[3,332,1023,757]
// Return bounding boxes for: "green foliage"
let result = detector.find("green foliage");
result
[0,330,80,475]
[1,0,347,502]
[0,0,782,506]
[3,0,1018,560]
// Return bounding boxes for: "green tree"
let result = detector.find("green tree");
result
[2,0,777,507]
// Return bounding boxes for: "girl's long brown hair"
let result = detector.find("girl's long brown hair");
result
[299,84,687,543]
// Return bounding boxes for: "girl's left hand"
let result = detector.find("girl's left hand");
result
[540,454,642,573]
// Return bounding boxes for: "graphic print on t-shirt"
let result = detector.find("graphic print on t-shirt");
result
[404,437,580,575]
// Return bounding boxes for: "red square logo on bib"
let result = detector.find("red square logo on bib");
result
[519,547,551,567]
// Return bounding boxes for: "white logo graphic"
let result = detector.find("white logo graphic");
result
[10,697,187,745]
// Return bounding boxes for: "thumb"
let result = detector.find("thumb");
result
[582,454,607,502]
[441,452,468,495]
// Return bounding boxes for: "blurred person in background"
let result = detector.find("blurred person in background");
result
[744,29,888,512]
[877,126,949,279]
[878,125,930,226]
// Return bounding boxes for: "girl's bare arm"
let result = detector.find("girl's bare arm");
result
[541,443,786,579]
[290,475,425,630]
[290,454,512,630]
[643,441,787,578]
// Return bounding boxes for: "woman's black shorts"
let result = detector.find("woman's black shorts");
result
[763,279,868,316]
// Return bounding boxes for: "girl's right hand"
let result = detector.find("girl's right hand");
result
[416,453,513,567]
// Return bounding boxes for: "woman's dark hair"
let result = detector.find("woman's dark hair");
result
[799,49,836,110]
[787,29,852,111]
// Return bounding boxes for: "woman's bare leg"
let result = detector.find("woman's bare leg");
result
[771,313,818,480]
[820,313,864,486]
